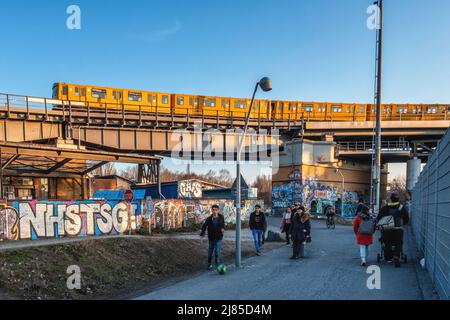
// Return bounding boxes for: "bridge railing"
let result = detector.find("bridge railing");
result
[410,127,450,299]
[0,93,449,128]
[336,140,410,152]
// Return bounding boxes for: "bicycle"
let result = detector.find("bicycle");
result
[326,215,336,229]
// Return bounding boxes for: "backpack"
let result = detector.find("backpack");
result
[358,216,376,235]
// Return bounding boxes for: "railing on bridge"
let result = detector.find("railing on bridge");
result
[336,140,410,152]
[0,92,449,130]
[411,127,450,299]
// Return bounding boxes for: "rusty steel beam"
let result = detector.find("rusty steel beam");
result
[1,154,19,169]
[0,142,161,164]
[82,161,109,175]
[46,158,72,174]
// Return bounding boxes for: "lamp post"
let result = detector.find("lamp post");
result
[235,77,272,268]
[335,168,345,216]
[372,0,383,213]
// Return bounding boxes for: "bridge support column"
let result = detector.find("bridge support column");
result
[138,160,162,198]
[407,157,421,191]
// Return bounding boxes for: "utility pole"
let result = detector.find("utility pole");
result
[372,0,383,212]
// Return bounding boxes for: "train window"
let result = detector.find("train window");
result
[221,99,230,108]
[177,97,184,105]
[204,98,216,107]
[113,91,117,100]
[278,103,283,112]
[358,106,365,113]
[235,100,247,109]
[292,104,297,112]
[81,88,86,97]
[62,86,68,96]
[75,87,79,97]
[427,106,437,114]
[128,92,142,102]
[397,107,408,114]
[162,95,169,104]
[92,89,107,99]
[303,104,313,112]
[52,84,59,98]
[331,106,342,113]
[147,94,151,103]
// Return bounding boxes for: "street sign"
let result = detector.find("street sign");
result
[124,189,134,203]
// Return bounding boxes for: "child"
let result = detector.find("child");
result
[353,205,375,266]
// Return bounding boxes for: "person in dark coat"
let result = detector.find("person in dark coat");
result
[289,205,311,259]
[249,204,267,256]
[377,193,410,267]
[200,204,225,270]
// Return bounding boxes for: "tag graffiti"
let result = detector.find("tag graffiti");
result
[0,201,140,241]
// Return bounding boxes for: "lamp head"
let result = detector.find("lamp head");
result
[258,77,272,92]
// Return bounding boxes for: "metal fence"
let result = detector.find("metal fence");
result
[411,127,450,300]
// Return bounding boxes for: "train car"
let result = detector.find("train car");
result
[171,93,199,115]
[52,82,448,122]
[52,82,172,113]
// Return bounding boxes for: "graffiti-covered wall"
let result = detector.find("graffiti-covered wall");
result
[272,178,337,215]
[148,199,264,230]
[0,200,143,241]
[0,199,264,240]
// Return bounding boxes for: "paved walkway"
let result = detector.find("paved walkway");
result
[136,219,437,300]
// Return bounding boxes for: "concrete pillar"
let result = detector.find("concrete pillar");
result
[407,157,421,191]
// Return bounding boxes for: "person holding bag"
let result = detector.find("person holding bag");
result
[353,205,375,267]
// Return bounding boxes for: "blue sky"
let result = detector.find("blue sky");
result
[1,0,449,181]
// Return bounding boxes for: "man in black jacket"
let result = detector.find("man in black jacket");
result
[249,204,267,256]
[200,204,225,271]
[377,193,410,267]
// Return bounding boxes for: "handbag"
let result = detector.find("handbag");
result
[378,215,396,230]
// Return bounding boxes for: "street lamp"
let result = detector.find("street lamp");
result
[335,168,345,217]
[235,77,272,268]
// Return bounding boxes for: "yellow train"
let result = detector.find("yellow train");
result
[52,82,449,122]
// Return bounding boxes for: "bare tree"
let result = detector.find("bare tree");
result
[252,174,272,204]
[120,165,139,181]
[93,162,117,176]
[390,175,408,203]
[159,166,233,187]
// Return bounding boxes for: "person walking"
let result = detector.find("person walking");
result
[377,192,410,267]
[353,204,375,266]
[280,207,293,245]
[289,205,311,259]
[200,204,225,271]
[249,204,267,256]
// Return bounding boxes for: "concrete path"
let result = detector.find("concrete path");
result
[136,219,436,300]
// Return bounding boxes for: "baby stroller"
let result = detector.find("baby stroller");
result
[376,226,407,265]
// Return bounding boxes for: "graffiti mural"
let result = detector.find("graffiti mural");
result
[272,178,338,215]
[148,199,264,230]
[342,191,361,219]
[0,200,142,241]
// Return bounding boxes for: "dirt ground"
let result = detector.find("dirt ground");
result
[0,235,282,300]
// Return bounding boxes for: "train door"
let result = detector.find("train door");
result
[270,102,277,119]
[60,84,69,101]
